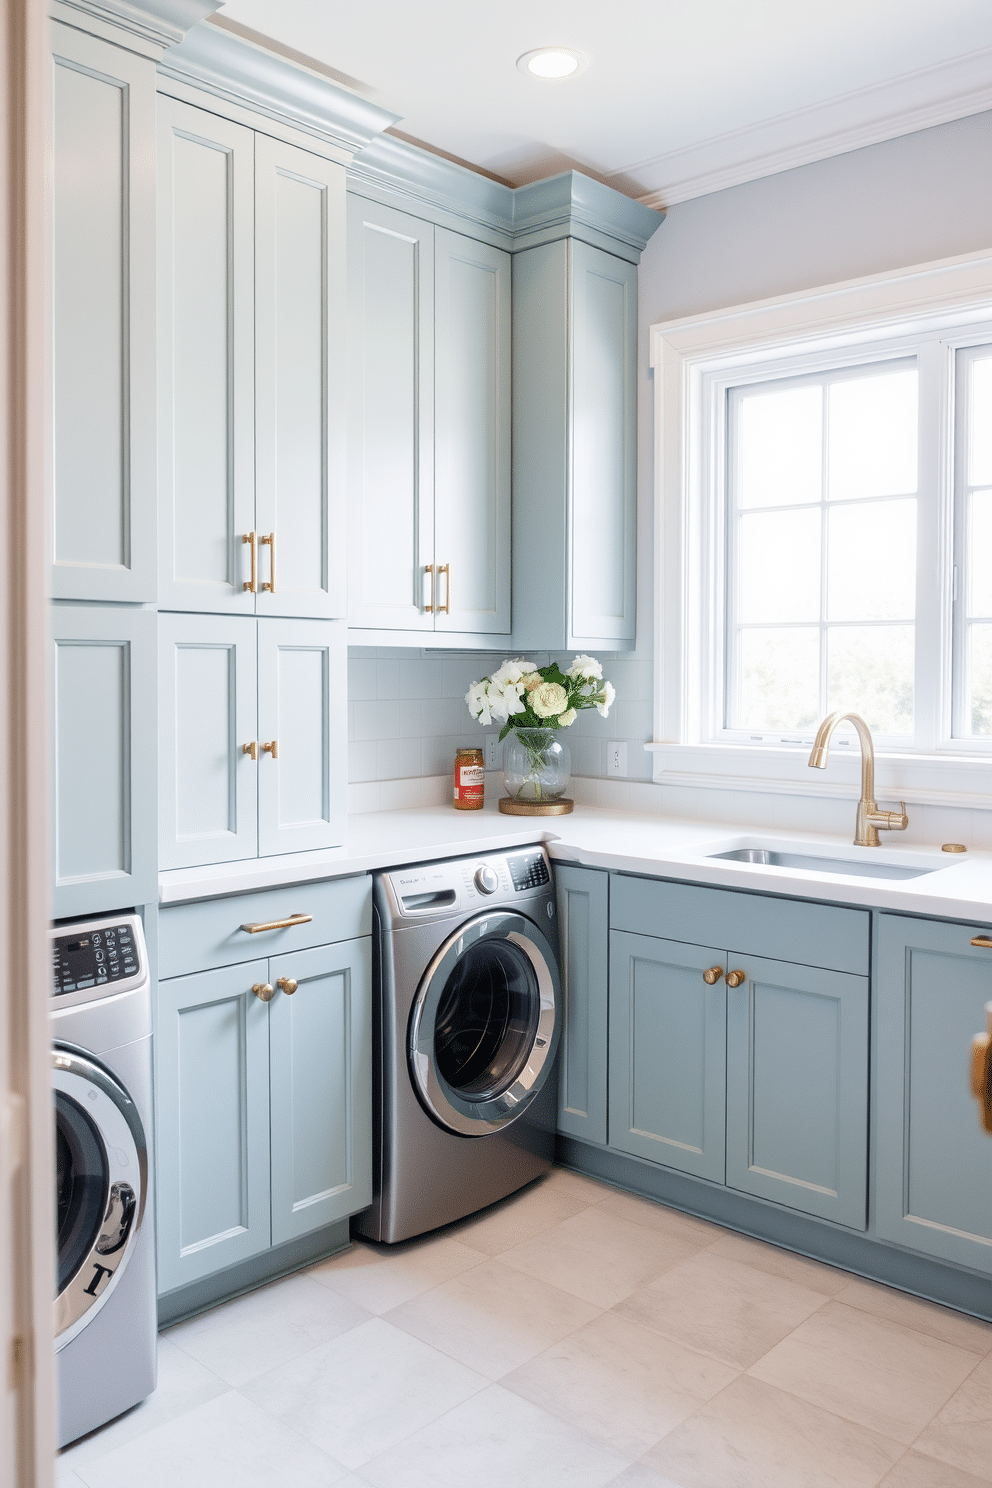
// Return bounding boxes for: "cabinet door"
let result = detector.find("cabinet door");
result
[157,98,255,613]
[876,915,992,1272]
[51,25,157,602]
[158,613,258,869]
[156,961,271,1294]
[726,953,868,1229]
[568,241,636,647]
[255,137,346,621]
[269,938,372,1245]
[434,228,511,635]
[609,931,726,1181]
[556,866,609,1145]
[257,619,346,856]
[346,196,434,633]
[52,604,156,918]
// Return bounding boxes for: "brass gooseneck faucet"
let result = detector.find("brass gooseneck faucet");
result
[808,711,909,847]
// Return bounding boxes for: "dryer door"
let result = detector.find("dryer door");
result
[53,1046,147,1350]
[409,911,560,1136]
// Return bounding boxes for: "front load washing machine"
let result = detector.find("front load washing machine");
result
[51,913,157,1446]
[356,846,561,1244]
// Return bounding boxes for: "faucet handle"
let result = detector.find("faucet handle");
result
[873,802,908,832]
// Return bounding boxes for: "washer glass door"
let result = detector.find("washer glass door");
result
[409,911,560,1135]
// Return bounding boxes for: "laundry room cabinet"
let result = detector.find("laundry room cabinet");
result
[555,865,610,1146]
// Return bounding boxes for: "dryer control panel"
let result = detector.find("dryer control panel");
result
[51,914,145,998]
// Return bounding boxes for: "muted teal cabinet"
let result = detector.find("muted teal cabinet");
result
[875,914,992,1274]
[555,866,609,1146]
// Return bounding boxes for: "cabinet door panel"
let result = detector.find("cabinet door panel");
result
[158,613,258,869]
[556,866,609,1145]
[257,620,346,855]
[876,915,992,1272]
[52,604,156,917]
[269,939,372,1244]
[726,953,868,1229]
[609,931,726,1181]
[434,228,510,635]
[256,138,345,620]
[51,26,156,602]
[158,98,255,612]
[347,196,434,633]
[156,961,271,1294]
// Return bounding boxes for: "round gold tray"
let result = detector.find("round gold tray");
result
[498,797,574,816]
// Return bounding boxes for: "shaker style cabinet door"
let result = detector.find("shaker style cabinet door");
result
[555,866,610,1146]
[268,939,373,1245]
[346,196,435,634]
[157,98,255,613]
[51,604,157,918]
[158,613,258,870]
[433,227,511,635]
[51,24,157,602]
[255,138,346,621]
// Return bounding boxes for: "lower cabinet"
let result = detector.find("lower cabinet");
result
[555,865,609,1145]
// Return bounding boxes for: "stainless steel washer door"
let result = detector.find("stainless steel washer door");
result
[53,1046,147,1350]
[408,911,560,1136]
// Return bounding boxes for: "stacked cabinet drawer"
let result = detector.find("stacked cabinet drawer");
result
[155,876,372,1297]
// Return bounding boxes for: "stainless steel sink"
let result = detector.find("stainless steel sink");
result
[709,847,932,880]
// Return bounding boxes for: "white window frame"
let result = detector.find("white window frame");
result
[649,248,992,809]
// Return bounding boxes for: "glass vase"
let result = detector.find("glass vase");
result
[502,728,571,804]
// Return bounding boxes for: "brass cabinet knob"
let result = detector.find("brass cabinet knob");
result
[277,977,298,996]
[243,741,258,761]
[702,966,723,985]
[726,969,746,988]
[971,1003,992,1134]
[972,936,992,949]
[252,982,275,1002]
[262,740,279,760]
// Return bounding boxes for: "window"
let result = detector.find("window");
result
[955,345,992,739]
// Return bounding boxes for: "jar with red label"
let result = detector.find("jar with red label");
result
[453,747,485,810]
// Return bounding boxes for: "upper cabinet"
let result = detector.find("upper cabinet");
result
[51,23,158,602]
[347,194,511,642]
[157,98,347,619]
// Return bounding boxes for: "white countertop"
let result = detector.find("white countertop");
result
[158,801,992,922]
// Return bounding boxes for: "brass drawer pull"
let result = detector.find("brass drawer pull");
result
[972,936,992,949]
[243,531,258,593]
[702,966,723,985]
[437,562,450,614]
[425,563,435,613]
[243,741,258,762]
[261,532,275,593]
[241,913,312,934]
[262,740,278,760]
[726,969,746,988]
[252,982,274,1002]
[277,977,298,996]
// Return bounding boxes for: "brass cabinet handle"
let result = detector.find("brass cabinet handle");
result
[240,913,312,934]
[971,1003,992,1133]
[726,969,746,988]
[972,936,992,949]
[260,532,275,593]
[437,562,450,614]
[424,563,435,613]
[277,977,298,996]
[243,741,258,762]
[252,982,275,1002]
[702,966,723,985]
[262,740,278,760]
[243,531,258,593]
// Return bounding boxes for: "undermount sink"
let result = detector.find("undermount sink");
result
[709,847,934,881]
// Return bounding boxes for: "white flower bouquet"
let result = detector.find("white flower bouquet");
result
[465,655,615,736]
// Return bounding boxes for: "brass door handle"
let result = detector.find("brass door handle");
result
[243,741,258,761]
[252,982,274,1002]
[726,969,746,988]
[243,531,258,593]
[972,936,992,949]
[261,532,275,593]
[971,1003,992,1134]
[262,740,278,760]
[437,562,450,614]
[425,563,435,613]
[240,913,312,934]
[702,966,723,985]
[277,977,298,996]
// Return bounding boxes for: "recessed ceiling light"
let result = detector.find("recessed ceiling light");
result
[516,47,587,81]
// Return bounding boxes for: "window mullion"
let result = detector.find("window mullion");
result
[819,382,829,719]
[915,338,950,753]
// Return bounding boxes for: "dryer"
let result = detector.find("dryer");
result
[356,846,561,1244]
[51,914,157,1446]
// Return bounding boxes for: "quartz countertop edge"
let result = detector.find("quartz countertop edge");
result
[157,802,992,921]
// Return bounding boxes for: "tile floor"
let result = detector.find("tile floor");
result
[58,1167,992,1488]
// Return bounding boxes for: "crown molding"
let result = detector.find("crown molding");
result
[511,172,663,261]
[159,21,397,158]
[628,44,992,209]
[51,0,220,52]
[348,132,516,244]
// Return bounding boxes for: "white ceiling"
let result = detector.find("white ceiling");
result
[214,0,992,205]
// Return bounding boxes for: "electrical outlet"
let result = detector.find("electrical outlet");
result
[607,741,628,777]
[485,733,501,770]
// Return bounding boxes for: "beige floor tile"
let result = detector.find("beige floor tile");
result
[880,1449,992,1487]
[912,1352,992,1482]
[706,1230,851,1296]
[71,1389,348,1488]
[166,1271,370,1386]
[309,1234,486,1314]
[385,1256,601,1379]
[56,1470,88,1487]
[499,1204,703,1308]
[448,1174,603,1256]
[604,1465,687,1488]
[502,1309,739,1457]
[593,1189,725,1245]
[834,1277,992,1355]
[357,1381,628,1488]
[749,1300,983,1445]
[643,1374,904,1488]
[544,1166,614,1203]
[615,1249,829,1370]
[239,1315,485,1469]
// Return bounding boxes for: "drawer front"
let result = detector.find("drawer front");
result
[159,874,372,979]
[610,874,869,976]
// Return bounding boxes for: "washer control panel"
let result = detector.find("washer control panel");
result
[474,865,499,895]
[381,846,553,924]
[51,915,144,998]
[507,850,551,893]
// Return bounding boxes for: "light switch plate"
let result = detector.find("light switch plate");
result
[608,741,628,777]
[485,734,500,770]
